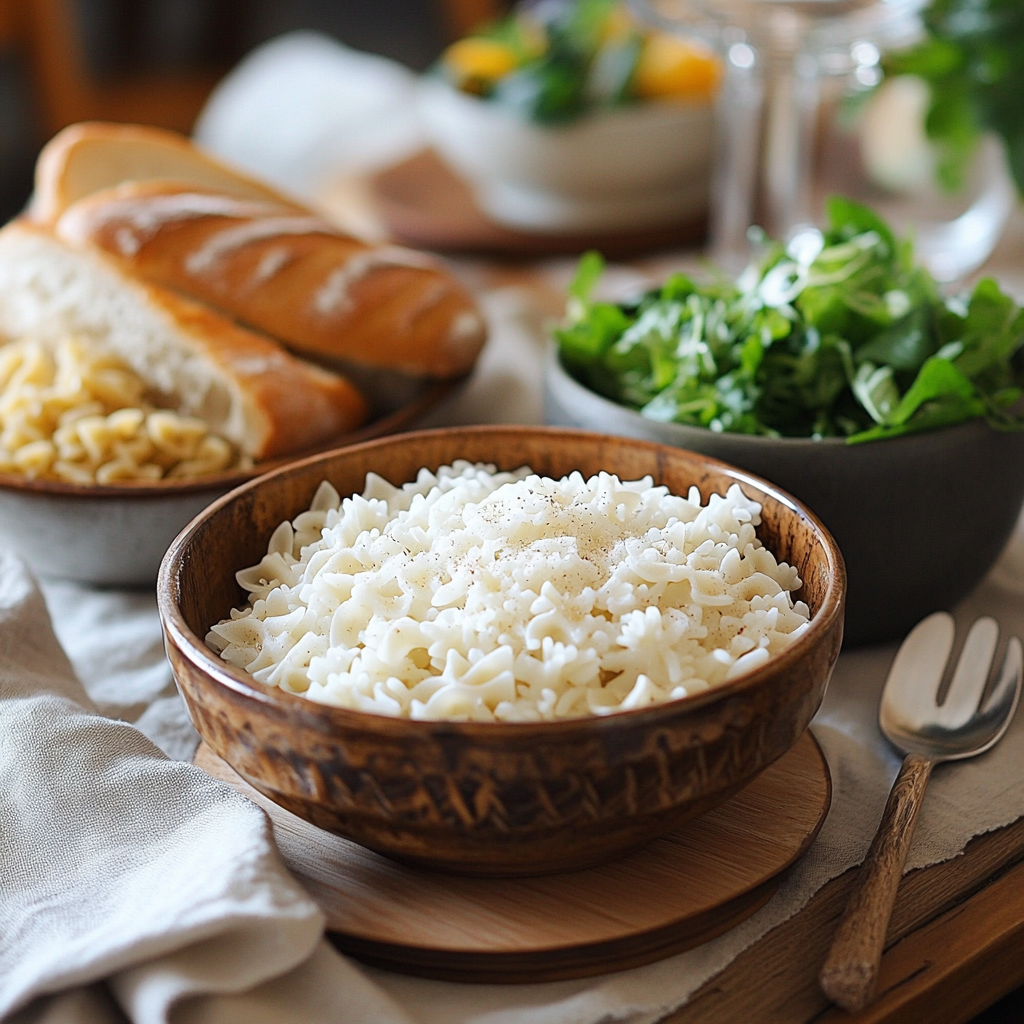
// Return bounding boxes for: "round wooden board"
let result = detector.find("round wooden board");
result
[194,731,830,983]
[368,149,707,259]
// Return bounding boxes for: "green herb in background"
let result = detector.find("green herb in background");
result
[555,197,1024,443]
[885,0,1024,193]
[462,0,637,123]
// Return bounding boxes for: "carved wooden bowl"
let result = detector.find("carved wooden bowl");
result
[159,426,845,876]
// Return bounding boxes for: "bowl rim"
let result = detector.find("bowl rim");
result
[547,344,1003,450]
[0,378,462,501]
[157,424,846,738]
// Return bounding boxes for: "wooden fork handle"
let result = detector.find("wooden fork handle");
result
[819,752,934,1012]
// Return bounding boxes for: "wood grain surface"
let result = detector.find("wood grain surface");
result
[194,731,830,982]
[820,752,934,1011]
[661,813,1024,1024]
[369,149,707,258]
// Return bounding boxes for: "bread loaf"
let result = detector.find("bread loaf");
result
[56,180,487,378]
[30,122,306,225]
[0,221,368,459]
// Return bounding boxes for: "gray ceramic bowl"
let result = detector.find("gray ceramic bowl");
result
[0,380,459,587]
[545,348,1024,646]
[0,472,240,587]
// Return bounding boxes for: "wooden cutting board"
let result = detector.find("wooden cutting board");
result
[194,731,830,983]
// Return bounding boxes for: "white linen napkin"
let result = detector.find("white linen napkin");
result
[194,32,425,199]
[0,549,411,1024]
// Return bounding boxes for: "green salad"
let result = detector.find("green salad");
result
[884,0,1024,194]
[555,198,1024,443]
[437,0,720,125]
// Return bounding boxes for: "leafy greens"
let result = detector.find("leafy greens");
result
[454,0,640,123]
[555,197,1024,443]
[437,0,719,124]
[884,0,1024,194]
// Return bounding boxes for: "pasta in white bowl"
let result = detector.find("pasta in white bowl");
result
[0,336,244,483]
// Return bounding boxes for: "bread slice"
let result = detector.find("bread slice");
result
[29,122,306,226]
[0,221,368,459]
[57,180,488,379]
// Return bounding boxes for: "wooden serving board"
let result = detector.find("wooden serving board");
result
[368,149,707,259]
[194,731,830,983]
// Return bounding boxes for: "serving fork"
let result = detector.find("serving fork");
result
[819,612,1023,1012]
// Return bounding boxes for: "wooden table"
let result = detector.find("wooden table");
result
[664,818,1024,1024]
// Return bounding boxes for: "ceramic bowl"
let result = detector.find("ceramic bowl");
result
[545,350,1024,646]
[0,380,457,586]
[158,425,845,876]
[417,78,712,232]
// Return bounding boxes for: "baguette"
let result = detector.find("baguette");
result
[56,180,487,378]
[0,221,368,459]
[30,122,306,225]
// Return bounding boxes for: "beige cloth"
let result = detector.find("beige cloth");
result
[0,550,411,1024]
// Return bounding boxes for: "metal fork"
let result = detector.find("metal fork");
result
[819,612,1023,1012]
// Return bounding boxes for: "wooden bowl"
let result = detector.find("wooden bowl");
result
[0,379,458,586]
[158,426,846,876]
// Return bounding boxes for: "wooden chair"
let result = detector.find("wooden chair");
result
[0,0,503,139]
[441,0,503,37]
[0,0,222,136]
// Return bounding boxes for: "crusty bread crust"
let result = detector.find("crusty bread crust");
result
[30,122,308,225]
[57,180,487,378]
[0,220,367,459]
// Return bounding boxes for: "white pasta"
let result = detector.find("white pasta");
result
[0,335,247,482]
[208,463,812,722]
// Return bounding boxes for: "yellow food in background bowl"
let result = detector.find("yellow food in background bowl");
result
[442,37,524,95]
[436,0,722,111]
[632,34,721,102]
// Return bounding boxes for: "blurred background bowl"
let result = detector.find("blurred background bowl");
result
[417,78,712,232]
[158,425,845,876]
[545,349,1024,646]
[0,473,239,588]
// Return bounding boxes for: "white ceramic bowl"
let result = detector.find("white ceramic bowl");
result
[0,474,234,587]
[418,78,713,232]
[0,380,459,587]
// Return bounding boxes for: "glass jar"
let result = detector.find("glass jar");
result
[633,0,1015,280]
